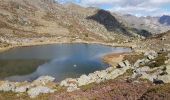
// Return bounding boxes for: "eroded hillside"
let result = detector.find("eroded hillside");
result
[0,0,163,49]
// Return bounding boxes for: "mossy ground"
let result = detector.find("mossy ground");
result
[145,52,168,68]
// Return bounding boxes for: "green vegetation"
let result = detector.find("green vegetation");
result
[80,83,96,91]
[126,69,134,76]
[145,83,170,94]
[145,52,168,68]
[123,53,144,64]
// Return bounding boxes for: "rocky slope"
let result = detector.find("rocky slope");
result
[119,14,170,34]
[1,0,169,49]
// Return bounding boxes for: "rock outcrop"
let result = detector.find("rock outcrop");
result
[0,76,56,98]
[129,51,170,84]
[0,81,16,92]
[28,86,54,98]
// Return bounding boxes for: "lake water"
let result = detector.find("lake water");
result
[0,43,131,82]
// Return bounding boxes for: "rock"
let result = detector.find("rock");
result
[105,67,114,73]
[67,85,80,92]
[153,79,164,84]
[134,59,145,68]
[60,78,77,87]
[95,70,108,83]
[117,61,126,68]
[136,66,150,73]
[15,85,30,93]
[60,78,80,92]
[33,76,55,85]
[161,37,166,41]
[0,81,16,92]
[160,48,167,52]
[77,74,91,86]
[158,75,170,83]
[144,50,158,60]
[124,60,131,67]
[168,53,170,59]
[131,72,142,80]
[27,86,54,98]
[141,73,157,82]
[117,60,131,68]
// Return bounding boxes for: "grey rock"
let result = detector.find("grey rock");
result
[168,53,170,59]
[124,60,131,67]
[134,59,146,68]
[77,74,91,86]
[117,60,131,68]
[0,81,16,92]
[67,85,80,92]
[27,86,54,98]
[33,76,55,85]
[117,61,126,68]
[15,85,30,93]
[60,78,77,87]
[144,50,158,60]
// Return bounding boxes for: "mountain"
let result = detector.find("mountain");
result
[0,0,169,48]
[119,14,170,34]
[159,15,170,26]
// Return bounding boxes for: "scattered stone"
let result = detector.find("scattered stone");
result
[134,59,148,68]
[144,50,158,60]
[161,37,166,41]
[160,48,167,52]
[27,86,54,98]
[0,81,16,92]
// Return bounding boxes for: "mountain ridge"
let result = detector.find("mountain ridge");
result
[0,0,169,48]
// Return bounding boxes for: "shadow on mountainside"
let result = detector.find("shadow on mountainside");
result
[86,9,152,37]
[86,9,124,32]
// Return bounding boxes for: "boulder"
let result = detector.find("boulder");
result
[168,53,170,59]
[60,78,77,87]
[33,76,55,85]
[117,61,126,68]
[124,60,131,67]
[141,73,157,82]
[153,79,164,84]
[136,66,150,73]
[27,86,54,98]
[158,75,170,83]
[0,81,16,92]
[105,67,114,73]
[134,59,144,68]
[15,85,30,93]
[161,37,166,41]
[77,74,91,86]
[67,85,80,92]
[117,60,131,68]
[144,50,158,60]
